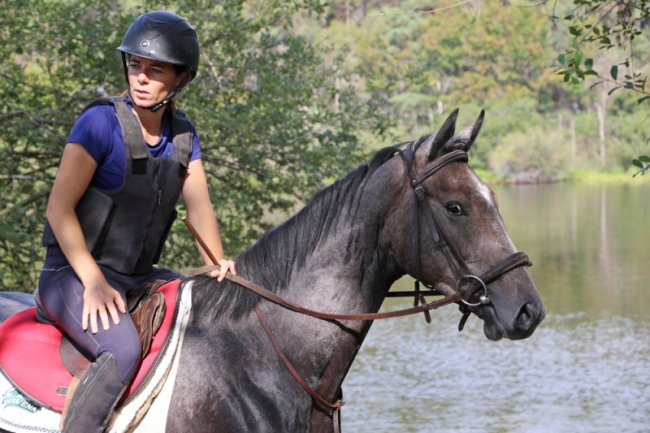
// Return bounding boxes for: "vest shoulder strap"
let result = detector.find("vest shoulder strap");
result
[83,97,149,164]
[83,97,192,169]
[170,110,193,168]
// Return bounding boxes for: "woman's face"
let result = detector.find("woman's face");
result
[127,55,183,108]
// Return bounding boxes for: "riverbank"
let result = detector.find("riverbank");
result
[475,168,650,185]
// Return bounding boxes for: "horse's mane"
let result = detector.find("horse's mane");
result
[190,144,403,320]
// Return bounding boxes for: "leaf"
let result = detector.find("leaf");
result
[557,53,566,65]
[639,156,650,163]
[573,49,583,65]
[584,58,593,70]
[637,96,650,105]
[633,159,643,168]
[610,65,618,81]
[607,86,622,95]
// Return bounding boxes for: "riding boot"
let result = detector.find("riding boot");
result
[62,351,128,433]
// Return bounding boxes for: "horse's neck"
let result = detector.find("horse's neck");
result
[287,234,396,310]
[265,214,401,406]
[259,164,402,309]
[232,165,404,405]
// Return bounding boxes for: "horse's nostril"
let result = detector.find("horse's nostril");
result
[515,303,537,330]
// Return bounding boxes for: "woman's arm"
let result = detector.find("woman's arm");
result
[182,158,235,281]
[45,143,126,332]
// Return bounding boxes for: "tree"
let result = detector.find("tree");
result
[0,0,389,291]
[554,0,650,175]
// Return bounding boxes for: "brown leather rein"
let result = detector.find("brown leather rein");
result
[188,261,463,321]
[183,218,461,433]
[181,147,531,431]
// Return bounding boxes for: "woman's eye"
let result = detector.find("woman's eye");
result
[445,201,465,216]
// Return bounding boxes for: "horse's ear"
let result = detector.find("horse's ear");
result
[426,108,459,160]
[464,109,485,151]
[430,110,485,154]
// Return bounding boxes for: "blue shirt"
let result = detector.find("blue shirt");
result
[67,97,202,190]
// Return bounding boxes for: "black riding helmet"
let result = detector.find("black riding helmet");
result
[117,10,200,111]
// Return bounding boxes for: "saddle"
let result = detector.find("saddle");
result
[0,278,182,413]
[55,280,167,423]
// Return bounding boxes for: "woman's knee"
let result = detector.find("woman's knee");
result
[103,321,142,381]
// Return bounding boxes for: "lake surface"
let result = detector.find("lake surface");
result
[341,182,650,433]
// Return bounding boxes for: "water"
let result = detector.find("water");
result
[341,182,650,433]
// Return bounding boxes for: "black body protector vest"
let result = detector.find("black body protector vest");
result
[42,97,192,274]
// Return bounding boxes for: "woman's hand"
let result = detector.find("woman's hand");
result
[81,277,127,333]
[210,258,236,282]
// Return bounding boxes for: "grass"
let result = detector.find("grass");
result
[474,167,650,185]
[569,168,650,184]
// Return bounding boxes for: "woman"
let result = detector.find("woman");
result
[37,11,234,433]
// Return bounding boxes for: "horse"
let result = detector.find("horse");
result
[0,109,544,433]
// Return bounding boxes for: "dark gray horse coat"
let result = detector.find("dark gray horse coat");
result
[0,110,545,433]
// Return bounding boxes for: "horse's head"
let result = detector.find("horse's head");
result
[381,109,545,341]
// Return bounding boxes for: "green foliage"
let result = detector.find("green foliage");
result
[471,98,543,168]
[2,0,648,291]
[0,0,127,290]
[632,155,650,176]
[0,0,388,290]
[555,0,650,101]
[554,0,650,174]
[488,125,573,182]
[309,1,559,165]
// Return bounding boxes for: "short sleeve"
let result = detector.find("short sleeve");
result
[189,124,202,162]
[67,105,118,165]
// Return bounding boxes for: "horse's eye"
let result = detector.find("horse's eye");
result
[445,201,465,216]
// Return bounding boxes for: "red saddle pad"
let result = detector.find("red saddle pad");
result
[0,278,181,412]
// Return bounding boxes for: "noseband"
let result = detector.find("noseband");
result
[183,146,532,428]
[397,143,531,317]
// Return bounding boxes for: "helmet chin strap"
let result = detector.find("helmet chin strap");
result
[148,87,179,112]
[149,73,190,112]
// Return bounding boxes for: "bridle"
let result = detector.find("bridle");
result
[182,146,531,432]
[395,142,531,322]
